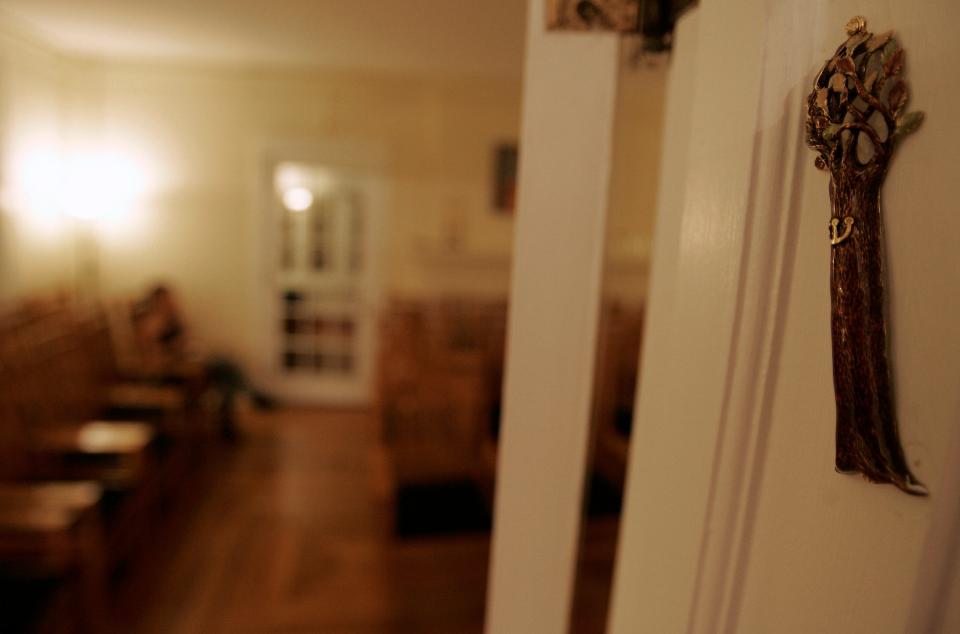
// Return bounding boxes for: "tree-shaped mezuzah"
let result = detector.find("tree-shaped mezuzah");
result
[805,16,927,495]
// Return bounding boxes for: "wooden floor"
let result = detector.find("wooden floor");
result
[111,408,491,634]
[89,407,620,634]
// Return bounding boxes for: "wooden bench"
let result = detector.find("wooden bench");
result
[591,302,644,492]
[0,295,208,630]
[377,299,506,503]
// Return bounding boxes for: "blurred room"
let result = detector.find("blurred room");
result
[2,1,956,633]
[0,1,670,632]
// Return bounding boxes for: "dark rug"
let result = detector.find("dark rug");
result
[394,481,492,537]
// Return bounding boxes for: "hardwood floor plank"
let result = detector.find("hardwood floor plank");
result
[113,408,490,634]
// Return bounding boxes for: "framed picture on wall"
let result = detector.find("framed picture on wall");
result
[493,143,518,214]
[546,0,639,31]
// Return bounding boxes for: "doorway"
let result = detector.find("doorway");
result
[266,160,382,405]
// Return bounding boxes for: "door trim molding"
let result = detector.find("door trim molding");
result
[484,0,620,630]
[610,3,960,633]
[905,395,960,632]
[688,74,810,634]
[609,4,818,632]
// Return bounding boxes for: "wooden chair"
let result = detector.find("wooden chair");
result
[0,302,163,569]
[0,389,110,633]
[591,302,644,491]
[84,304,196,438]
[0,311,157,485]
[0,293,209,631]
[0,482,109,633]
[377,300,506,498]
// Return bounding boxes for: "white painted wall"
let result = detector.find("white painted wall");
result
[601,52,667,307]
[0,27,72,301]
[0,10,665,380]
[485,0,619,631]
[0,14,525,346]
[53,62,522,376]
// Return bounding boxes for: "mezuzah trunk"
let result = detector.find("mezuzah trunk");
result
[806,17,927,495]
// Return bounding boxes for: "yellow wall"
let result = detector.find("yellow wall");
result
[601,50,667,308]
[0,17,666,375]
[63,61,521,369]
[0,15,522,366]
[0,28,73,301]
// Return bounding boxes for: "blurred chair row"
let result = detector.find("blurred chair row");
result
[0,295,214,634]
[375,298,643,512]
[591,303,644,492]
[377,299,507,506]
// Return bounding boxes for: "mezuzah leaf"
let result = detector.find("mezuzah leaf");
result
[828,73,848,103]
[836,57,857,74]
[867,30,893,52]
[815,88,829,111]
[894,111,924,138]
[884,48,905,76]
[888,80,908,117]
[846,30,871,54]
[882,38,900,61]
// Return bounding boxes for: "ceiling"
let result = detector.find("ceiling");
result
[0,0,527,76]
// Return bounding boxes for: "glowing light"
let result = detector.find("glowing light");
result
[61,150,147,222]
[282,186,314,212]
[15,146,61,212]
[78,422,151,452]
[3,142,66,241]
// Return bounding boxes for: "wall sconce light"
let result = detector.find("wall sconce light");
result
[282,186,314,212]
[61,150,146,222]
[58,148,148,299]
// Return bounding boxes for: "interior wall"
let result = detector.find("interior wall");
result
[602,47,667,307]
[0,14,665,376]
[0,27,72,301]
[50,59,523,371]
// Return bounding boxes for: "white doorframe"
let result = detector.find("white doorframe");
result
[484,0,620,631]
[609,1,778,628]
[906,405,960,632]
[254,140,388,406]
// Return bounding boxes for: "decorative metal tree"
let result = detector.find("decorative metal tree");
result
[805,16,926,495]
